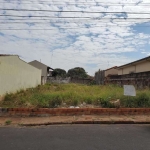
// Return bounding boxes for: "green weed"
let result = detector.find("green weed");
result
[5,120,12,125]
[0,84,150,108]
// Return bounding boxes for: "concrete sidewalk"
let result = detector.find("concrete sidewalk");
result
[0,115,150,126]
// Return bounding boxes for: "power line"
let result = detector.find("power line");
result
[0,15,93,18]
[1,0,149,4]
[0,25,150,30]
[0,20,149,26]
[0,20,149,25]
[1,2,150,6]
[0,21,146,24]
[1,9,150,14]
[1,15,150,19]
[0,19,149,24]
[1,1,150,9]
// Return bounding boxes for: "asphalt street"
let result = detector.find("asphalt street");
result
[0,125,150,150]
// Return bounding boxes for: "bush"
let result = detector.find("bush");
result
[49,95,62,108]
[121,97,137,108]
[65,99,79,106]
[136,93,150,107]
[5,120,12,125]
[4,93,14,101]
[72,99,78,106]
[85,97,92,104]
[120,93,150,108]
[93,98,101,106]
[100,99,115,108]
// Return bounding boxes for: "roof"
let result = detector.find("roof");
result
[118,56,150,69]
[0,54,17,57]
[29,60,54,70]
[105,66,118,71]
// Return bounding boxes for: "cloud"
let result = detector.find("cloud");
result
[0,0,150,75]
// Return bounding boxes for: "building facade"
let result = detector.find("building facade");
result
[28,60,53,85]
[118,56,150,75]
[106,56,150,88]
[105,66,118,77]
[0,55,41,96]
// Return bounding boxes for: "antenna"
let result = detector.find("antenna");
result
[107,61,109,67]
[50,50,53,67]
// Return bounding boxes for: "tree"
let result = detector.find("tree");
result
[52,68,67,78]
[67,67,88,78]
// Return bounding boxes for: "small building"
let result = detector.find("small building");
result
[107,56,150,88]
[28,60,54,85]
[0,55,41,96]
[104,66,118,85]
[105,66,118,77]
[118,56,150,75]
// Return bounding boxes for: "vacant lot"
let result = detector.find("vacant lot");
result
[0,83,150,108]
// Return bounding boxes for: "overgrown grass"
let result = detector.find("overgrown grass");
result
[0,83,150,108]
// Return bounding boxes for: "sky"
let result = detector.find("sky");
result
[0,0,150,75]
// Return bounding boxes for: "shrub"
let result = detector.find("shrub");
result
[100,99,115,108]
[49,95,62,108]
[93,98,101,106]
[136,93,150,107]
[72,99,78,106]
[85,97,92,104]
[5,120,12,125]
[120,93,150,108]
[121,97,137,108]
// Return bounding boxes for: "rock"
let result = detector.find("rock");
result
[62,103,66,106]
[83,102,86,105]
[69,106,75,108]
[75,106,79,108]
[110,99,120,108]
[80,104,83,107]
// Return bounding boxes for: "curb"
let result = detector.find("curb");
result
[1,108,150,117]
[21,121,150,126]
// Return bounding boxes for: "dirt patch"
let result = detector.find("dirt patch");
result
[0,96,4,101]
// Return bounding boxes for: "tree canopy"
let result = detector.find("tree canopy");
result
[67,67,88,78]
[52,68,67,77]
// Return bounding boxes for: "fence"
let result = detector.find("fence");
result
[94,69,105,85]
[105,71,150,89]
[47,77,94,85]
[47,77,70,84]
[70,78,94,84]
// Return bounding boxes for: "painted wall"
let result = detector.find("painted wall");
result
[121,65,135,75]
[118,60,150,75]
[0,56,41,96]
[105,68,118,77]
[28,60,47,77]
[136,61,150,73]
[118,69,123,75]
[29,60,48,84]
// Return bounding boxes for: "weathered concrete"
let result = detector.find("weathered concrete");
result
[0,55,41,96]
[0,115,150,126]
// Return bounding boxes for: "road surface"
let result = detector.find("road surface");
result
[0,125,150,150]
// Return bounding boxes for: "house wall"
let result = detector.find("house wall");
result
[136,61,150,72]
[0,56,41,96]
[29,60,47,77]
[121,65,135,75]
[105,68,118,77]
[118,60,150,75]
[118,69,123,75]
